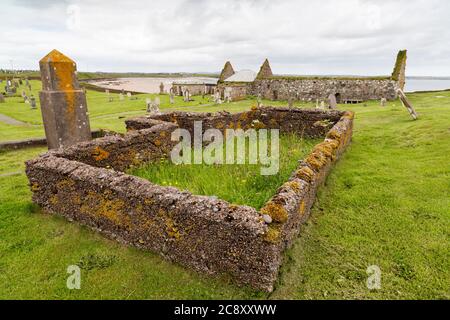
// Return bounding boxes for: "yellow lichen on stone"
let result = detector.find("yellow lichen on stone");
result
[286,180,301,193]
[49,195,58,205]
[159,131,167,138]
[56,178,75,189]
[165,218,181,240]
[154,139,162,146]
[263,225,281,244]
[298,200,306,217]
[92,146,110,161]
[295,166,315,182]
[260,202,288,223]
[31,182,40,192]
[305,151,328,171]
[239,112,248,121]
[342,111,355,120]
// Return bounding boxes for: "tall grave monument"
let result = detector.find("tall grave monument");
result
[39,49,91,149]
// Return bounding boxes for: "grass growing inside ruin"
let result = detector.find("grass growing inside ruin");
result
[0,89,449,300]
[130,134,320,210]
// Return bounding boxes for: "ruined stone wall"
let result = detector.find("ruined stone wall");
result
[26,107,354,292]
[127,107,344,139]
[251,78,400,101]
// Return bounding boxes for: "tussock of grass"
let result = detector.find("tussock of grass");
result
[130,134,320,210]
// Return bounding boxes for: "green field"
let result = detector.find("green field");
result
[0,83,449,299]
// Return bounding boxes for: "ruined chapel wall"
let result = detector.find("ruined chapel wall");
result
[251,78,400,101]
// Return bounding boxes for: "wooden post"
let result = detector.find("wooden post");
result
[397,89,418,120]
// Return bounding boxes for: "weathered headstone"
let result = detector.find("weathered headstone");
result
[25,78,30,87]
[288,96,294,108]
[39,49,92,149]
[328,94,337,109]
[0,93,5,103]
[169,89,175,104]
[257,94,262,108]
[30,95,37,109]
[159,82,165,94]
[153,97,161,113]
[184,89,190,102]
[380,98,387,107]
[127,92,132,99]
[146,98,152,113]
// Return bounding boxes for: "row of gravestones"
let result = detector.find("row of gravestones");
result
[0,78,35,108]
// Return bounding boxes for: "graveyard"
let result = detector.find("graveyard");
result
[0,54,449,298]
[0,45,448,304]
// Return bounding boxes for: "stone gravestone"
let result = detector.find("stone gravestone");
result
[320,101,326,109]
[288,96,294,108]
[257,94,262,108]
[159,82,165,94]
[169,89,175,104]
[127,92,132,99]
[153,97,161,113]
[380,98,387,107]
[0,93,5,103]
[183,89,190,102]
[328,94,337,109]
[146,98,152,113]
[39,49,92,149]
[30,95,37,109]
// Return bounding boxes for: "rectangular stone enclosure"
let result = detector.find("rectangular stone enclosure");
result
[26,107,354,292]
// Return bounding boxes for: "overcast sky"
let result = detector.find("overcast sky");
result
[1,0,449,76]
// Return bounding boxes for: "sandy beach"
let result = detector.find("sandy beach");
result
[88,77,217,94]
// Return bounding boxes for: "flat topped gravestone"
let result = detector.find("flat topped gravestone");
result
[39,49,92,149]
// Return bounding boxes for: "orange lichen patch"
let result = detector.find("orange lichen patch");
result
[170,115,178,124]
[252,121,266,129]
[260,202,288,224]
[298,200,306,217]
[236,121,242,129]
[49,195,58,206]
[31,182,40,192]
[165,218,181,240]
[228,122,235,129]
[56,178,75,189]
[285,180,301,193]
[314,142,336,160]
[250,105,258,111]
[305,151,328,171]
[215,121,225,129]
[263,225,281,244]
[326,128,342,141]
[239,112,248,121]
[153,139,162,146]
[159,131,167,138]
[92,146,110,161]
[295,166,315,183]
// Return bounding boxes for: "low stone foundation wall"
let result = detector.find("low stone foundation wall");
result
[26,106,354,292]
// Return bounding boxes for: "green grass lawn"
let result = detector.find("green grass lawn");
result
[130,134,320,210]
[0,86,449,299]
